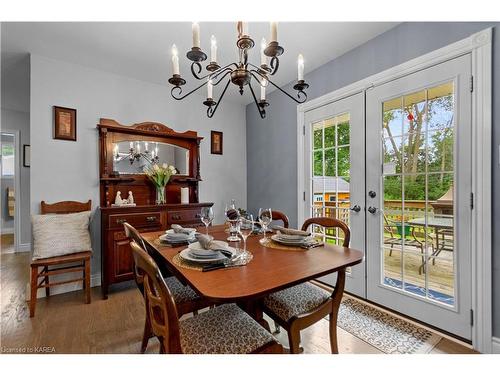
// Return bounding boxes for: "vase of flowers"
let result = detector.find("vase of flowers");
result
[144,163,177,205]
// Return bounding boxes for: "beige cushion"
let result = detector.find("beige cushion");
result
[32,211,92,260]
[263,282,331,321]
[179,304,275,354]
[164,276,199,304]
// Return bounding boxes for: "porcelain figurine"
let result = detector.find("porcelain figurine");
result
[115,191,123,205]
[127,191,134,204]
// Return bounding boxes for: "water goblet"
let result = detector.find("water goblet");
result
[238,213,254,262]
[200,206,214,235]
[258,208,272,243]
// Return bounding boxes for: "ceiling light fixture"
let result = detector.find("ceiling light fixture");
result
[168,21,309,119]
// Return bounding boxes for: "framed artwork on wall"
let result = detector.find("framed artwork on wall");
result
[211,131,223,155]
[23,144,30,167]
[53,106,77,141]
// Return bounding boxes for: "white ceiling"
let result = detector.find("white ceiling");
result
[1,22,398,105]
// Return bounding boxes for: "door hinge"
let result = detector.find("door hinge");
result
[470,192,474,209]
[470,309,474,326]
[470,75,474,92]
[303,191,306,201]
[303,125,305,135]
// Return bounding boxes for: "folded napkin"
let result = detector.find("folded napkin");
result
[195,234,232,258]
[166,232,192,240]
[171,224,195,235]
[274,225,310,237]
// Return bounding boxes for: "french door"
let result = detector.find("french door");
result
[366,54,472,340]
[303,93,365,297]
[302,54,472,340]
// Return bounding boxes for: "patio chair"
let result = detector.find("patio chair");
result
[383,213,433,275]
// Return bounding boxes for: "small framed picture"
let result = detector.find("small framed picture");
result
[54,106,77,141]
[23,145,30,167]
[211,131,223,155]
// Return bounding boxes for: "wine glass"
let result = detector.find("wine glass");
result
[258,208,272,242]
[225,200,240,242]
[238,213,254,261]
[200,207,214,235]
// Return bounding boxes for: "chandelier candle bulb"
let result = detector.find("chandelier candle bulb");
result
[207,79,213,99]
[171,44,180,75]
[270,22,278,42]
[260,38,267,66]
[145,142,149,151]
[298,54,304,81]
[136,143,141,153]
[192,22,200,48]
[114,144,119,158]
[210,35,217,62]
[129,142,133,149]
[260,80,266,101]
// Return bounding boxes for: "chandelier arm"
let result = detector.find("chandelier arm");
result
[171,80,209,101]
[250,70,307,104]
[191,62,238,81]
[207,78,231,118]
[210,68,234,86]
[247,80,266,119]
[268,56,280,75]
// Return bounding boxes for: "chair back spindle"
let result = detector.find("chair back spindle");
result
[130,242,183,353]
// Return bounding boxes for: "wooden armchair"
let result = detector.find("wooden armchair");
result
[130,241,283,354]
[262,217,350,353]
[123,222,212,353]
[29,200,92,317]
[271,210,290,228]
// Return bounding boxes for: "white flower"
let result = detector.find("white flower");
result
[162,163,168,169]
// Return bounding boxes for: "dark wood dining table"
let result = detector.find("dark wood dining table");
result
[142,225,363,332]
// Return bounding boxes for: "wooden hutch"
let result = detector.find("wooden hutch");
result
[98,118,213,299]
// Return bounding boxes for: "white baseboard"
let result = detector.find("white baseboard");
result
[17,243,31,252]
[492,337,500,354]
[27,273,101,300]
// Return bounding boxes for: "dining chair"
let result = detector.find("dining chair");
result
[262,217,350,354]
[271,210,290,228]
[123,223,211,353]
[130,241,283,354]
[29,200,92,317]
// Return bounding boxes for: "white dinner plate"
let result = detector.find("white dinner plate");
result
[271,234,310,245]
[179,246,236,264]
[159,233,193,243]
[275,233,310,241]
[188,240,229,256]
[165,228,197,235]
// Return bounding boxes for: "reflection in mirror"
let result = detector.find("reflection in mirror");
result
[113,141,189,175]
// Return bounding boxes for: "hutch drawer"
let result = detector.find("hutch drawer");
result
[108,212,161,230]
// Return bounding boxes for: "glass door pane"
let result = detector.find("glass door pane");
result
[381,81,456,306]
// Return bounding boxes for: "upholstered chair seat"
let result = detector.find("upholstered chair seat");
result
[263,282,331,321]
[164,276,199,305]
[179,304,276,354]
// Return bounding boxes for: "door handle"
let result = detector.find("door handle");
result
[367,206,377,214]
[145,216,157,222]
[350,205,361,213]
[368,191,377,198]
[116,218,127,224]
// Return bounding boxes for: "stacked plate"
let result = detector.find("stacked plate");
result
[179,240,236,264]
[271,232,312,246]
[159,228,197,244]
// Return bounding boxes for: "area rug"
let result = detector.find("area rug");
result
[335,297,441,354]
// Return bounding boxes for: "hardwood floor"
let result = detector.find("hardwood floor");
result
[0,252,476,354]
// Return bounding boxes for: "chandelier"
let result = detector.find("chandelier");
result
[113,142,160,165]
[168,22,309,118]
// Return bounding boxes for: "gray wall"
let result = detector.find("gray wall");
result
[246,22,499,336]
[30,54,247,287]
[1,53,31,245]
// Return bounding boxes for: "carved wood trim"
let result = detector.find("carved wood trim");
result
[98,118,202,140]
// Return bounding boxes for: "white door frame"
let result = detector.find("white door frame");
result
[1,129,22,252]
[297,28,492,352]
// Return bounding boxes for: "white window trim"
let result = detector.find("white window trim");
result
[297,28,492,353]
